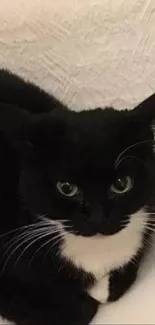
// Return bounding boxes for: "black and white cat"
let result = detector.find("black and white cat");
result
[0,69,155,325]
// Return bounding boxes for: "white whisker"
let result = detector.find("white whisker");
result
[45,233,67,258]
[0,219,70,241]
[3,223,64,255]
[115,140,154,166]
[14,231,60,267]
[29,232,65,265]
[142,226,155,232]
[3,227,55,257]
[2,228,60,268]
[142,221,155,225]
[0,221,52,239]
[115,155,147,169]
[136,212,155,216]
[142,231,154,247]
[2,229,54,273]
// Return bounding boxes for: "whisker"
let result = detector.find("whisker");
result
[115,140,154,167]
[3,227,55,256]
[51,219,70,223]
[44,226,74,260]
[130,255,139,267]
[137,220,155,225]
[121,214,155,222]
[15,229,69,268]
[1,218,72,274]
[142,226,155,230]
[51,233,67,254]
[3,223,59,244]
[1,229,56,274]
[136,212,155,215]
[45,233,67,258]
[0,219,70,240]
[115,155,148,169]
[14,231,60,267]
[29,232,65,265]
[41,218,71,224]
[4,230,55,260]
[0,221,52,240]
[1,233,44,274]
[142,226,155,232]
[3,229,49,259]
[3,223,71,257]
[121,219,130,225]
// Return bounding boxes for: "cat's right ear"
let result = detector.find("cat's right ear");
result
[0,103,34,151]
[0,104,67,154]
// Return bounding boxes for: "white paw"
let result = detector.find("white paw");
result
[88,274,109,303]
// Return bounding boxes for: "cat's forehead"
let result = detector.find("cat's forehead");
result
[68,108,137,142]
[73,108,126,133]
[65,109,134,159]
[46,107,153,182]
[55,109,140,170]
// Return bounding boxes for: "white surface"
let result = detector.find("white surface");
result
[92,238,155,324]
[0,0,155,323]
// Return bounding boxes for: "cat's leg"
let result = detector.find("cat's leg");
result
[89,258,140,304]
[89,274,110,304]
[108,259,140,302]
[0,276,98,325]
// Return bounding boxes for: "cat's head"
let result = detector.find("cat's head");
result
[1,95,155,237]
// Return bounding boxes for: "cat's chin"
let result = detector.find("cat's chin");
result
[74,228,99,237]
[72,224,124,237]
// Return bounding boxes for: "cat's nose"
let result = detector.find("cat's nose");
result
[88,205,105,227]
[81,200,105,227]
[80,199,90,214]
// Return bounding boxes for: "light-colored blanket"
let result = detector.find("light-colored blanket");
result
[0,0,155,323]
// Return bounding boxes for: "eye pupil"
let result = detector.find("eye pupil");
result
[115,178,127,191]
[110,176,133,195]
[62,183,73,195]
[56,181,78,197]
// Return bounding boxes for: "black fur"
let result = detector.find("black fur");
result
[0,70,155,324]
[108,251,142,302]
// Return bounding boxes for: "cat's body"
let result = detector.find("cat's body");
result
[0,70,155,325]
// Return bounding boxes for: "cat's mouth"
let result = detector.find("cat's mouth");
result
[71,219,128,237]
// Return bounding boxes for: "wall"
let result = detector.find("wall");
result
[0,0,155,111]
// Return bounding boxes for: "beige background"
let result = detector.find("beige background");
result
[0,0,155,323]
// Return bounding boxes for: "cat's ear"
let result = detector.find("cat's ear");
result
[0,103,34,151]
[0,103,66,154]
[28,112,66,151]
[131,93,155,124]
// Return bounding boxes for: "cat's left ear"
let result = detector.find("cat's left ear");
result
[131,93,155,124]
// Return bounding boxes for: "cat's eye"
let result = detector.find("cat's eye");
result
[110,176,133,195]
[56,181,78,197]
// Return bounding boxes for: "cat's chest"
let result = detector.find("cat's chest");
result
[61,211,146,279]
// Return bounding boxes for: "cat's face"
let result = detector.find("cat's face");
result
[18,100,155,237]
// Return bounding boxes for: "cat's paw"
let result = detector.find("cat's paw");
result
[88,274,109,303]
[108,265,138,302]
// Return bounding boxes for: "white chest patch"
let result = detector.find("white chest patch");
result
[60,210,148,301]
[0,317,15,325]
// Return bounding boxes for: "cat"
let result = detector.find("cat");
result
[0,69,155,325]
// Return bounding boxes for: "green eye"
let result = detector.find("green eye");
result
[56,181,78,197]
[110,176,133,195]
